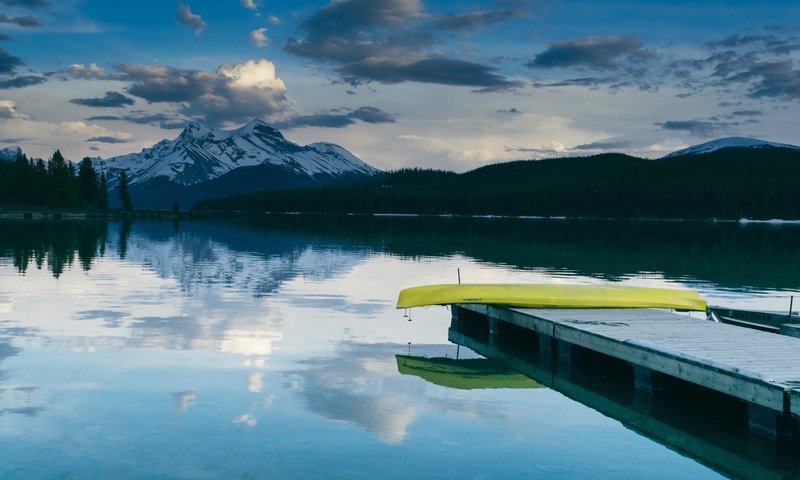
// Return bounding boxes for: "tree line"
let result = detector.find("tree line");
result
[196,149,800,220]
[0,150,133,210]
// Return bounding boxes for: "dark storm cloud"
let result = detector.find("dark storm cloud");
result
[70,91,135,108]
[528,36,652,70]
[0,0,48,8]
[275,106,396,129]
[87,136,129,144]
[0,13,41,27]
[338,58,523,90]
[284,0,524,90]
[0,48,23,74]
[0,74,46,89]
[655,119,736,137]
[86,115,121,121]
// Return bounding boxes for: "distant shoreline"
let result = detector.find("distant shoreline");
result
[3,207,798,225]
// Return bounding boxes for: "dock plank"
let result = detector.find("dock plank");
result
[459,304,800,414]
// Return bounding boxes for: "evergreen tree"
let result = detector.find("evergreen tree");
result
[77,157,99,207]
[118,171,133,211]
[98,171,109,209]
[47,150,77,207]
[172,200,180,214]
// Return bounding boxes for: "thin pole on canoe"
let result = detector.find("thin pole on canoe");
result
[790,296,795,318]
[457,268,461,284]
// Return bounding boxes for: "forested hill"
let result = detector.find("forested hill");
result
[196,148,800,220]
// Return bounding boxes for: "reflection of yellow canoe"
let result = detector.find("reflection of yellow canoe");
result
[395,355,541,390]
[396,283,707,311]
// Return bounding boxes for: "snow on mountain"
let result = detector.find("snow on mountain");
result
[94,119,379,186]
[0,146,21,162]
[664,137,800,158]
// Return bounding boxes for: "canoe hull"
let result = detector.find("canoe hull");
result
[396,283,707,311]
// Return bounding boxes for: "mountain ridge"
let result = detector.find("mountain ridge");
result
[664,137,800,158]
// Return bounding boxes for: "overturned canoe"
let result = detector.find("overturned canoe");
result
[396,283,707,311]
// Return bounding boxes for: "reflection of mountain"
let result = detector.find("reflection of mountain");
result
[2,215,798,292]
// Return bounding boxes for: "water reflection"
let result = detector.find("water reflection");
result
[0,216,797,478]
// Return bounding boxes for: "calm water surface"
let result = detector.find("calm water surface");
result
[0,216,798,479]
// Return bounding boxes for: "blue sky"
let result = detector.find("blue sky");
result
[0,0,798,170]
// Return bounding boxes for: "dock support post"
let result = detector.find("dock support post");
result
[747,403,794,441]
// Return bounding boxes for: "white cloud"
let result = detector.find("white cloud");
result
[66,63,109,80]
[249,27,269,48]
[241,0,257,10]
[267,15,280,25]
[0,99,27,119]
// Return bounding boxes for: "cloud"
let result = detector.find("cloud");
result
[0,13,41,27]
[119,59,289,126]
[0,48,23,74]
[0,99,25,119]
[730,109,764,117]
[284,0,523,90]
[528,36,652,70]
[0,74,46,89]
[497,107,521,115]
[177,1,206,34]
[86,135,129,143]
[275,106,396,129]
[70,91,135,108]
[338,57,523,90]
[532,76,619,88]
[0,0,48,8]
[88,112,191,129]
[723,60,800,100]
[67,63,110,80]
[267,15,280,25]
[572,139,634,151]
[249,28,269,47]
[655,119,736,137]
[241,0,257,10]
[0,34,10,42]
[432,9,525,32]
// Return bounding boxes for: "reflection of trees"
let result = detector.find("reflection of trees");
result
[243,215,800,290]
[0,221,109,278]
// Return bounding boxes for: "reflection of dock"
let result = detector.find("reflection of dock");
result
[448,307,800,479]
[451,304,800,441]
[395,355,541,390]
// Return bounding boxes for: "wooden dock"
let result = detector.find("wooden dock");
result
[453,304,800,440]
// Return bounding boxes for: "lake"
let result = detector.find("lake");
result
[0,215,798,479]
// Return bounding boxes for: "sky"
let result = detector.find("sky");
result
[0,0,798,171]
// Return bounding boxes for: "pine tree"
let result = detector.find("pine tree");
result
[118,171,133,211]
[98,171,109,209]
[77,157,99,208]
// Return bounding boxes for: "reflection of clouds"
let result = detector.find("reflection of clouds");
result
[289,342,535,445]
[73,309,128,328]
[0,386,43,418]
[173,390,198,414]
[247,372,264,393]
[288,343,419,445]
[233,413,257,427]
[279,293,388,315]
[218,329,282,357]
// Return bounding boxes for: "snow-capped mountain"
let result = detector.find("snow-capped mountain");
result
[664,137,800,158]
[0,146,21,162]
[95,119,379,187]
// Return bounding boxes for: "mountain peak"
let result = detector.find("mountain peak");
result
[664,137,800,157]
[97,119,380,188]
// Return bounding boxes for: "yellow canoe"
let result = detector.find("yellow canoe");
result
[396,283,707,311]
